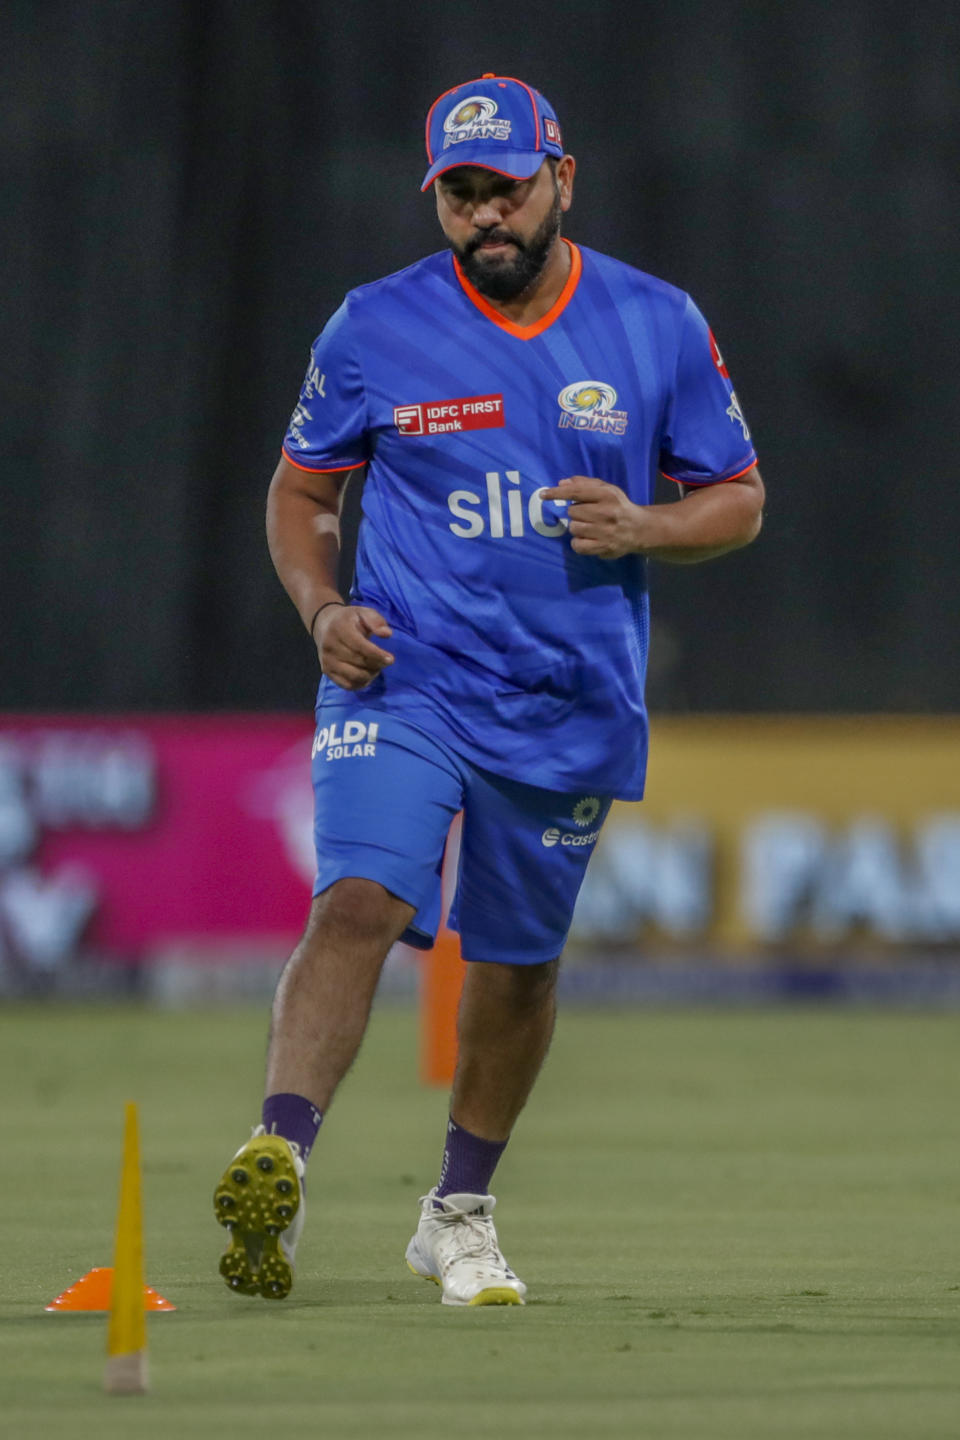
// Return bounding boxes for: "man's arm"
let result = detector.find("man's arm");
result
[266,455,394,689]
[539,467,764,563]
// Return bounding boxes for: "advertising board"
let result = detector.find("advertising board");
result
[2,714,958,994]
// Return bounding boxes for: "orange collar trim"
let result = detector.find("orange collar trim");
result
[453,239,582,340]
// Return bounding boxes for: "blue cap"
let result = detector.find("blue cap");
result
[421,74,564,192]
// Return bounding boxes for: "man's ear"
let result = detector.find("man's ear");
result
[557,155,576,212]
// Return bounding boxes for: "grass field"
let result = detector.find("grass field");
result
[2,1002,959,1438]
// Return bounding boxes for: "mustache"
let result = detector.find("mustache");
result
[465,228,525,256]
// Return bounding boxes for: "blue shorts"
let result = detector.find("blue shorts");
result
[311,702,611,965]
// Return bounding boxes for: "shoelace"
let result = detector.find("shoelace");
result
[420,1196,503,1262]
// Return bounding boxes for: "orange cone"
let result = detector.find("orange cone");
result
[45,1267,175,1313]
[420,927,465,1086]
[420,817,466,1087]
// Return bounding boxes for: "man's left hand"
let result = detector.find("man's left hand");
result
[539,476,644,559]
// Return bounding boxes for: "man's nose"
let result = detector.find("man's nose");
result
[471,196,506,227]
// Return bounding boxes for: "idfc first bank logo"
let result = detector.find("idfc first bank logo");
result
[395,394,504,436]
[443,95,512,149]
[557,381,628,436]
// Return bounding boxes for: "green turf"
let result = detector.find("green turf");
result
[1,1002,958,1438]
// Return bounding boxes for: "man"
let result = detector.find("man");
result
[213,74,763,1307]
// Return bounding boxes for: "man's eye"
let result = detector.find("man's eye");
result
[443,182,520,204]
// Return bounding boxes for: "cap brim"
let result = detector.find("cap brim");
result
[421,148,547,192]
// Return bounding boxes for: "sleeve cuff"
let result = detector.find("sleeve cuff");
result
[661,455,757,487]
[281,446,364,474]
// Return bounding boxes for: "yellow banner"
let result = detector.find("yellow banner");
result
[573,717,960,951]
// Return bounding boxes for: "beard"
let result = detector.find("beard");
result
[453,184,563,302]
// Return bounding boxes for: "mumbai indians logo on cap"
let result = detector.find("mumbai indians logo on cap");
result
[443,95,512,149]
[557,381,629,436]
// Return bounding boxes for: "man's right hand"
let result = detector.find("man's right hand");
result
[315,604,395,691]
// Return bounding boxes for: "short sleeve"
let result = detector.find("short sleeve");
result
[659,296,757,486]
[281,300,368,472]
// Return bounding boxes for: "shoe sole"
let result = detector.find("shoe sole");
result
[463,1288,525,1308]
[406,1260,525,1307]
[213,1136,300,1300]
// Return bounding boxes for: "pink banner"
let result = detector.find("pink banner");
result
[0,715,317,967]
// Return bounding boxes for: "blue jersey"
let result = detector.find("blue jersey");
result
[283,241,756,801]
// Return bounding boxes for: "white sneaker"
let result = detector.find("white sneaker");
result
[213,1126,305,1299]
[405,1188,526,1307]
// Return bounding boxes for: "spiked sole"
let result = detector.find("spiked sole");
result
[213,1135,300,1300]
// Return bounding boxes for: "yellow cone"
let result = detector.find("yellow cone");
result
[104,1102,149,1394]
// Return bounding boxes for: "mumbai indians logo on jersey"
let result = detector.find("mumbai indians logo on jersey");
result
[443,96,511,149]
[557,381,629,436]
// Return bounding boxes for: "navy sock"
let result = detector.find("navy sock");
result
[261,1093,323,1164]
[435,1117,507,1199]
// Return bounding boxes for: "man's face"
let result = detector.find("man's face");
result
[434,157,575,302]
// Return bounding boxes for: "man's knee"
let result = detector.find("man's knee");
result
[469,957,559,1010]
[305,877,415,950]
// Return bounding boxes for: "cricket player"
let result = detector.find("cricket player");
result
[214,74,764,1306]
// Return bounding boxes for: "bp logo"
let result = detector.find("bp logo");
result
[442,95,511,149]
[557,381,628,435]
[541,796,604,850]
[573,796,601,827]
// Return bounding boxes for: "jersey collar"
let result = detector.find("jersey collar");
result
[452,239,582,340]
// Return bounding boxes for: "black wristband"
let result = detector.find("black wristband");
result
[309,601,345,639]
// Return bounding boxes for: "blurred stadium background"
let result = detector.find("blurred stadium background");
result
[2,0,959,999]
[4,6,960,1437]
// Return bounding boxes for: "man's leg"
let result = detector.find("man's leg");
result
[449,957,559,1141]
[215,706,464,1298]
[405,959,559,1307]
[266,876,415,1112]
[407,772,612,1306]
[214,875,413,1299]
[435,957,558,1207]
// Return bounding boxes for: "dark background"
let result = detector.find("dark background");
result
[3,0,957,714]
